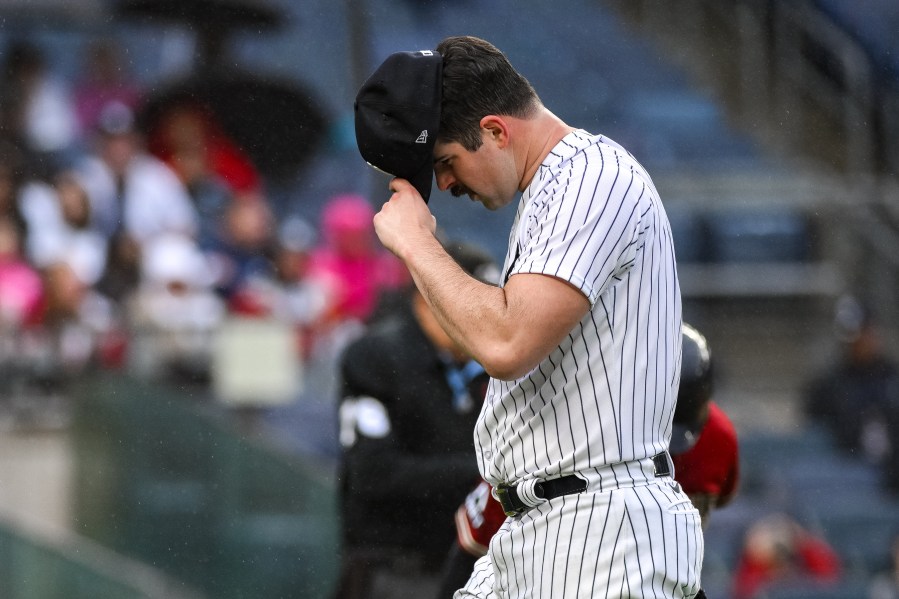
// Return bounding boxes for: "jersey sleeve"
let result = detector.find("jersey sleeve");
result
[511,149,658,305]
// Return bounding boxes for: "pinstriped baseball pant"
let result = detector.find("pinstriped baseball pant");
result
[454,470,704,598]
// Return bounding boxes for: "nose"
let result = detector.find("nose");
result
[435,169,455,192]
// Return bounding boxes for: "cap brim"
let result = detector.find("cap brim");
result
[362,160,434,203]
[408,162,434,203]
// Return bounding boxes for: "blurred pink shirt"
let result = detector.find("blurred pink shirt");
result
[308,194,409,322]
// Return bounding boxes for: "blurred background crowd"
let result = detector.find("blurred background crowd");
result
[0,9,416,406]
[1,0,899,598]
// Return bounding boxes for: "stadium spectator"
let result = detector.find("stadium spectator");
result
[307,193,409,327]
[125,232,225,385]
[0,138,30,238]
[803,295,899,468]
[33,259,118,378]
[145,100,261,197]
[0,215,43,330]
[267,216,332,359]
[3,155,119,382]
[0,40,79,170]
[76,100,198,302]
[202,192,278,314]
[731,512,842,599]
[72,38,143,135]
[146,101,237,250]
[19,169,107,288]
[0,213,42,404]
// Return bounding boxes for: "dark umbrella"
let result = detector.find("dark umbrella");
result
[116,0,328,181]
[115,0,283,28]
[138,71,329,182]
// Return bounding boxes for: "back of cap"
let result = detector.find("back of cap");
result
[354,50,442,202]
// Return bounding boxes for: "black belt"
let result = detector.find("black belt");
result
[494,452,672,517]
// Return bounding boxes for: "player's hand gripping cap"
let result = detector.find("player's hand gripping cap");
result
[354,50,442,203]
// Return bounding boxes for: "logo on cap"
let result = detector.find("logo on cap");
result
[415,130,429,144]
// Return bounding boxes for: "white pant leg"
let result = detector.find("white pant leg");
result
[485,480,703,598]
[454,553,499,598]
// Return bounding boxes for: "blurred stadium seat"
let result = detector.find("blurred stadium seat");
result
[71,375,340,599]
[756,578,870,599]
[703,207,813,264]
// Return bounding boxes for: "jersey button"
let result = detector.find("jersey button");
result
[484,450,493,460]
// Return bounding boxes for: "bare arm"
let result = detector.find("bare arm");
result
[374,179,590,380]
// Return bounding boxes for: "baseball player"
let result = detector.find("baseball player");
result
[354,36,702,598]
[670,323,740,526]
[438,324,739,598]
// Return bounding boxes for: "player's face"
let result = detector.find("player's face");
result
[433,136,518,211]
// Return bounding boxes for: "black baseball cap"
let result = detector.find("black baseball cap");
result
[354,50,442,203]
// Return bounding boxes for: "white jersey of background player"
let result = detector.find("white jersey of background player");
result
[355,36,703,599]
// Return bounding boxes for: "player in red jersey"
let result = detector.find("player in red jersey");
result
[669,323,739,525]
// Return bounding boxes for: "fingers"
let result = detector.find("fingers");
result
[388,177,416,196]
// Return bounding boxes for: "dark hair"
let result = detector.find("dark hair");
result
[435,36,540,151]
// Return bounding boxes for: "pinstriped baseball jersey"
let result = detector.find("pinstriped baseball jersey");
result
[456,130,702,598]
[475,129,683,488]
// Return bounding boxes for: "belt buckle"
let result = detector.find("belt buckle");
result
[653,452,672,477]
[494,484,527,517]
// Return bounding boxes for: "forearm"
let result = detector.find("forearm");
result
[399,232,521,379]
[373,181,589,379]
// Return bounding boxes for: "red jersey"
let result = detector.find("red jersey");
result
[455,401,740,556]
[454,480,506,556]
[672,402,739,507]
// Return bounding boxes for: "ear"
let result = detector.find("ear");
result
[480,115,510,148]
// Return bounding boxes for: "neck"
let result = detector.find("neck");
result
[517,108,575,192]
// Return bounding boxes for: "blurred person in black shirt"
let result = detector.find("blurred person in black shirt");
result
[803,295,899,488]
